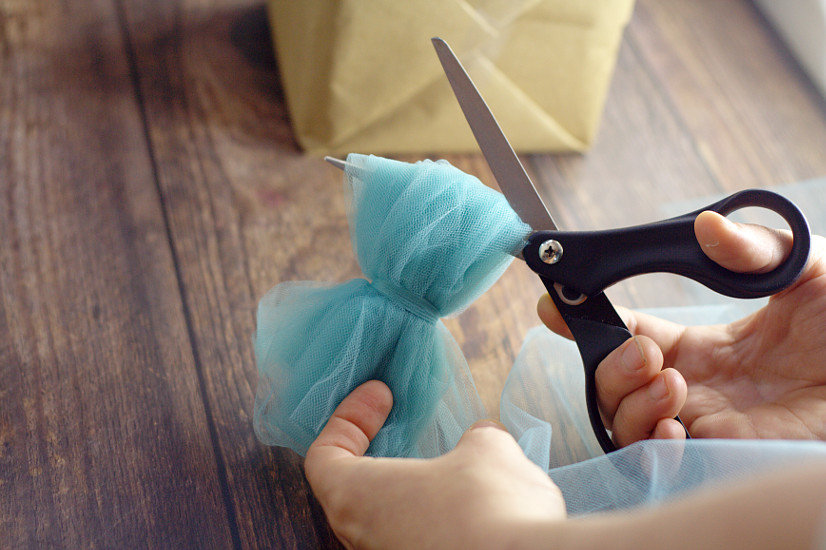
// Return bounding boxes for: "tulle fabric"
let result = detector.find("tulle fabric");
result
[253,154,530,457]
[255,155,826,525]
[501,306,826,515]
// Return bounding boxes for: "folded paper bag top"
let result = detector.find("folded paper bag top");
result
[253,154,531,457]
[267,0,636,154]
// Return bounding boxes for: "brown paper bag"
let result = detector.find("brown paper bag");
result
[268,0,635,155]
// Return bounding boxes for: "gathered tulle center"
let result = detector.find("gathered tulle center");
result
[371,278,439,323]
[253,155,526,458]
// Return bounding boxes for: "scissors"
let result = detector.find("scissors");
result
[427,38,812,454]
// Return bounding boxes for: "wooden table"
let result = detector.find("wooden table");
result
[3,0,826,547]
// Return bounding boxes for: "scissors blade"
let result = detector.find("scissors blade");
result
[431,37,558,231]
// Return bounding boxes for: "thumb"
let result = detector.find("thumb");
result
[304,380,393,493]
[694,211,792,273]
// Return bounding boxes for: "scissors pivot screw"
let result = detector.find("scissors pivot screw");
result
[538,240,563,264]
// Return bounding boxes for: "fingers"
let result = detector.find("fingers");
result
[651,418,690,440]
[595,336,687,447]
[611,368,687,447]
[305,380,393,490]
[537,292,573,339]
[694,210,792,274]
[453,419,517,455]
[595,336,664,423]
[451,419,558,492]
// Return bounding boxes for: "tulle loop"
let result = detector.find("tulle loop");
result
[371,278,439,323]
[254,155,529,458]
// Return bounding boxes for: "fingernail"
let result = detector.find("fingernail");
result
[622,337,646,373]
[471,419,507,431]
[648,375,670,401]
[705,216,737,248]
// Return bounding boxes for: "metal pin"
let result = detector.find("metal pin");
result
[326,153,529,262]
[324,156,348,171]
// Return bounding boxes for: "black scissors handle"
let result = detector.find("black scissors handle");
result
[527,190,811,454]
[543,286,633,453]
[524,189,811,299]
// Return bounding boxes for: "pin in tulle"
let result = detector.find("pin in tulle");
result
[253,154,531,457]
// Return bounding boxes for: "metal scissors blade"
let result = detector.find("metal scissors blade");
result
[431,37,558,232]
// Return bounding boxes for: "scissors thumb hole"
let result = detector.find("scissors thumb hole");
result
[695,211,793,274]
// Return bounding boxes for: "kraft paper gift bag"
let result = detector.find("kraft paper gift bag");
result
[268,0,635,155]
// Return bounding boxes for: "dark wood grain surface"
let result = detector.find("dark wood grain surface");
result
[0,1,235,546]
[2,0,825,547]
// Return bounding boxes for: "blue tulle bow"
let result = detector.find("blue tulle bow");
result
[253,154,531,457]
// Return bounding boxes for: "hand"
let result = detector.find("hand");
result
[304,380,566,550]
[305,379,826,550]
[538,211,826,447]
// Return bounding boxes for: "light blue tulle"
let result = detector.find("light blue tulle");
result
[253,154,530,457]
[550,438,826,515]
[255,156,826,530]
[501,307,826,516]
